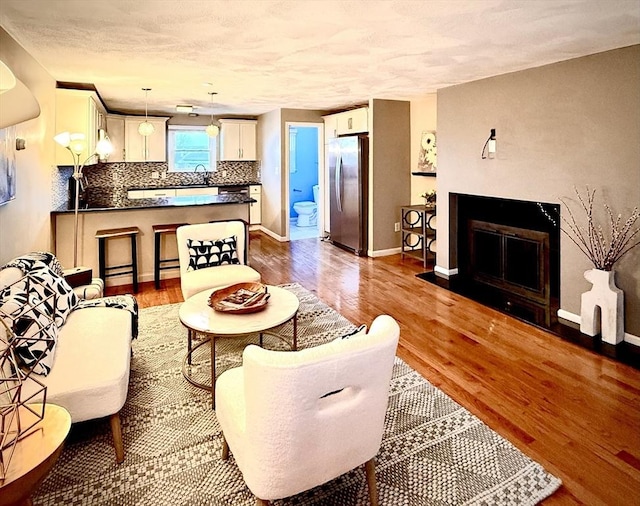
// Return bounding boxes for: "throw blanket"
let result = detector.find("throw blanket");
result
[76,295,139,339]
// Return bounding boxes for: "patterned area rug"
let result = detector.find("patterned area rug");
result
[34,283,561,505]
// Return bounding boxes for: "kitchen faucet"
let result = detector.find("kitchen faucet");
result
[194,164,208,185]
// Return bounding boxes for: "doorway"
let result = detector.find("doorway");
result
[285,122,324,241]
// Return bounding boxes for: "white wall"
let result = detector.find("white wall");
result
[257,109,283,237]
[0,28,57,264]
[410,94,437,204]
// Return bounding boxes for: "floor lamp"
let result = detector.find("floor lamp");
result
[54,131,112,268]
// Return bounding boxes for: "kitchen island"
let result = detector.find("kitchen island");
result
[51,193,256,288]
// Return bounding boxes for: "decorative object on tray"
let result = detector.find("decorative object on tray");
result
[209,282,270,314]
[417,131,437,172]
[557,186,639,345]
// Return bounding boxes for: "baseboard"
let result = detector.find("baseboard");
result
[434,265,459,278]
[369,247,401,257]
[557,309,580,325]
[557,309,639,346]
[259,226,287,242]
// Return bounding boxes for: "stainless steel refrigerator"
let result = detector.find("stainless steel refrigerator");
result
[328,135,368,256]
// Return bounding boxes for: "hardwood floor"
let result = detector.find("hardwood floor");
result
[109,231,640,505]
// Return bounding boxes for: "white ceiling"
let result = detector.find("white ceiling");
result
[1,0,639,118]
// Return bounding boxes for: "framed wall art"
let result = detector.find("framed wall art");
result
[0,126,17,206]
[417,131,437,173]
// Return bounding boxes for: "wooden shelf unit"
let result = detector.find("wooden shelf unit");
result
[401,205,436,269]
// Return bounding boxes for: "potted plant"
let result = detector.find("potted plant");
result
[560,186,639,344]
[420,190,436,206]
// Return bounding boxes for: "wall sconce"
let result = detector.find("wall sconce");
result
[16,138,26,150]
[481,128,496,159]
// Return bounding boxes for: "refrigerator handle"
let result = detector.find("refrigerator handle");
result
[336,152,343,212]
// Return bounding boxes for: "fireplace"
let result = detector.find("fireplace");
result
[452,194,560,327]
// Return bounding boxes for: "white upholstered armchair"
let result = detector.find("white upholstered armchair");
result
[176,220,261,300]
[215,314,400,505]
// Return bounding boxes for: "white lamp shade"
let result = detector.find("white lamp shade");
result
[54,131,71,148]
[68,133,86,155]
[54,132,86,155]
[206,123,219,137]
[138,121,155,136]
[96,138,113,158]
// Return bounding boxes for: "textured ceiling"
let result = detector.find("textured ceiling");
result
[1,0,639,118]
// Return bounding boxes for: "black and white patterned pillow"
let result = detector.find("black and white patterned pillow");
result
[26,264,78,328]
[12,305,58,376]
[5,252,64,277]
[2,257,77,328]
[1,286,58,376]
[186,236,240,271]
[338,324,367,340]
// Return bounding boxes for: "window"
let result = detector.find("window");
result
[167,125,217,172]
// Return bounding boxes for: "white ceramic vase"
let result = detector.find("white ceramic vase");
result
[580,268,624,345]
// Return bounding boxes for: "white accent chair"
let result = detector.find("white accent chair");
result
[176,220,261,301]
[215,314,400,506]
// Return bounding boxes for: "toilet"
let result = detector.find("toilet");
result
[293,185,319,227]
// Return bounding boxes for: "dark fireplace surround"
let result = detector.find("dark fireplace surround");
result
[450,193,560,328]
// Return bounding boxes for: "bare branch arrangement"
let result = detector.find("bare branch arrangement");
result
[560,186,640,271]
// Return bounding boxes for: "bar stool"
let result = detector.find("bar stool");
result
[152,223,187,289]
[95,226,140,293]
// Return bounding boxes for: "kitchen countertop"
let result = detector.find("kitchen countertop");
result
[51,193,256,214]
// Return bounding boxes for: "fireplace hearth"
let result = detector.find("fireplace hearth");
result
[452,193,560,327]
[416,193,639,368]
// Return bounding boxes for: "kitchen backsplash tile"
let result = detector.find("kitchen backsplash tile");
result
[52,160,260,209]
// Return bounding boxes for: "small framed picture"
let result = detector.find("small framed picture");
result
[418,131,437,172]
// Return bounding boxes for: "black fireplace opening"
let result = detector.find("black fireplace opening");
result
[454,193,560,328]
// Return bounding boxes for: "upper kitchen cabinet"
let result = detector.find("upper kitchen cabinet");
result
[105,115,125,162]
[219,119,257,161]
[323,114,338,140]
[55,88,107,166]
[336,107,368,135]
[124,116,168,162]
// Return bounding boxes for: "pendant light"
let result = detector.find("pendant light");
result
[138,87,155,136]
[205,91,219,137]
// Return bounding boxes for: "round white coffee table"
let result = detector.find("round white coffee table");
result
[179,285,299,408]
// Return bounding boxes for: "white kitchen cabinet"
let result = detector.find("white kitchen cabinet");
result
[219,119,257,161]
[323,114,338,141]
[175,187,219,196]
[127,189,145,199]
[106,115,126,162]
[124,117,168,162]
[55,88,107,166]
[128,187,219,199]
[127,188,176,199]
[143,188,176,198]
[249,185,261,225]
[336,107,368,135]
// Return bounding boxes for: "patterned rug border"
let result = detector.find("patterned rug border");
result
[34,282,561,505]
